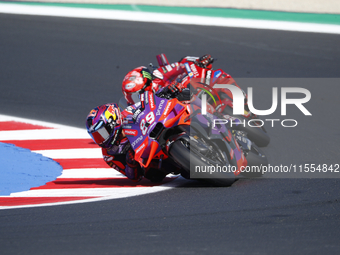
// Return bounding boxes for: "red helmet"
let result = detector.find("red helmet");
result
[122,66,153,105]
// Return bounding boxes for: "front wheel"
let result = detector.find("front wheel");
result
[168,139,235,186]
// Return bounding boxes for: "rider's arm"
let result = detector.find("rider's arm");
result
[101,140,143,182]
[125,149,143,182]
[179,54,214,69]
[155,63,187,86]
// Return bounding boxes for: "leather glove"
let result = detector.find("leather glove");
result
[196,54,214,68]
[125,149,143,181]
[168,79,183,94]
[126,149,138,168]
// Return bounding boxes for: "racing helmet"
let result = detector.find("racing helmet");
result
[122,66,153,105]
[86,103,122,148]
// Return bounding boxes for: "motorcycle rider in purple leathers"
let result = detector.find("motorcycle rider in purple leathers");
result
[86,100,181,183]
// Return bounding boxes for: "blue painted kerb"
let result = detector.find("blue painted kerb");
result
[0,142,63,196]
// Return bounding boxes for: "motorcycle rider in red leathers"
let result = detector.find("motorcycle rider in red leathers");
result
[121,54,244,116]
[122,54,214,105]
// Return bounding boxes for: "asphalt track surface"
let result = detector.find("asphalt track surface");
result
[1,13,340,255]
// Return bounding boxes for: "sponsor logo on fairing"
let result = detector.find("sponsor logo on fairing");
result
[190,63,199,77]
[148,93,156,110]
[163,101,172,117]
[184,63,194,78]
[135,143,146,154]
[132,109,142,121]
[124,129,138,136]
[156,99,165,116]
[131,135,143,147]
[212,70,222,83]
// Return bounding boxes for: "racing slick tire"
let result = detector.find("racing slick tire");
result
[169,139,236,186]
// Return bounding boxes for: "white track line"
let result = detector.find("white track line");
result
[58,168,125,178]
[0,114,88,140]
[0,3,339,34]
[0,114,82,129]
[0,129,89,141]
[6,186,174,197]
[33,148,103,159]
[0,177,187,210]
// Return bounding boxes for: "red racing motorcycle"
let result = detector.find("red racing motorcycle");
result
[121,53,270,147]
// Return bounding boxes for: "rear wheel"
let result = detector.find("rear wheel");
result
[169,138,235,186]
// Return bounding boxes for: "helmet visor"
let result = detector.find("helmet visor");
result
[90,126,110,146]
